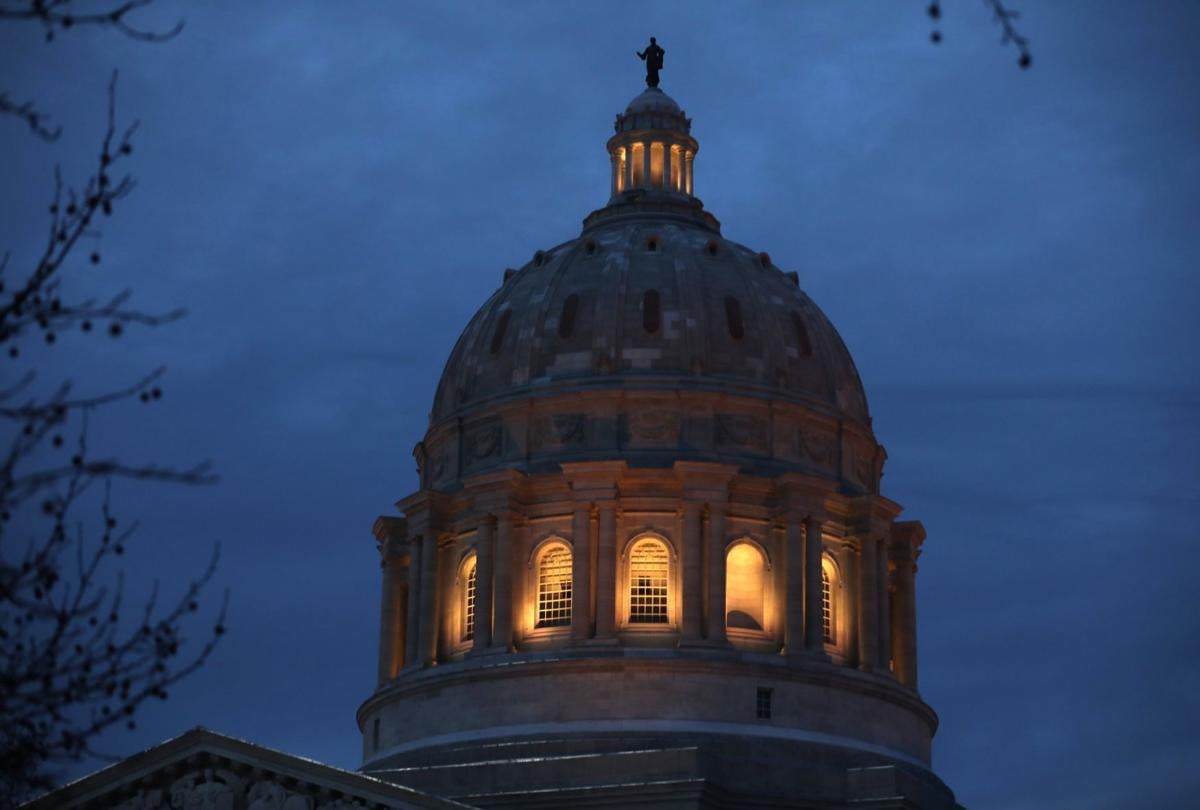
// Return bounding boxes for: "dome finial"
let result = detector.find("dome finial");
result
[636,37,665,88]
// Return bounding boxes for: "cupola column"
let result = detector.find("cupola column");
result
[472,515,495,652]
[685,151,694,195]
[857,536,879,672]
[571,502,593,641]
[681,501,704,641]
[594,501,618,639]
[492,512,514,651]
[705,502,728,643]
[785,516,805,657]
[804,515,828,657]
[642,140,652,190]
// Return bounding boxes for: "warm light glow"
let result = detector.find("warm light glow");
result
[670,145,682,192]
[628,539,669,623]
[822,556,837,646]
[616,147,627,192]
[650,142,665,187]
[536,543,573,628]
[463,558,477,642]
[725,543,766,631]
[685,150,694,195]
[631,142,645,187]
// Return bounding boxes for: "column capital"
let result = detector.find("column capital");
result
[372,515,409,559]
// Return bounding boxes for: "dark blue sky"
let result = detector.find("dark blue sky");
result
[3,2,1199,807]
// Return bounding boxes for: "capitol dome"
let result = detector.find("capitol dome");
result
[361,75,958,810]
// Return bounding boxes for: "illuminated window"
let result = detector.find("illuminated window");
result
[628,539,669,624]
[631,143,645,187]
[822,556,838,646]
[536,544,573,628]
[650,142,665,187]
[726,542,766,632]
[463,557,477,642]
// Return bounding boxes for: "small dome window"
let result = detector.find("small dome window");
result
[705,240,720,257]
[646,237,658,253]
[490,309,511,354]
[534,250,546,267]
[584,240,597,256]
[758,252,771,269]
[558,294,579,339]
[724,296,744,340]
[791,311,812,356]
[642,289,661,334]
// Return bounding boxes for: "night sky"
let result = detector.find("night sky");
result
[3,2,1199,808]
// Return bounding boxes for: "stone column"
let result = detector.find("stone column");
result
[857,536,879,672]
[681,501,704,641]
[624,145,633,192]
[377,550,403,684]
[785,517,804,657]
[472,515,494,652]
[685,151,694,195]
[705,503,727,643]
[594,502,618,639]
[804,515,827,656]
[891,543,918,688]
[876,540,891,673]
[610,151,619,197]
[571,502,592,641]
[493,512,514,651]
[663,142,672,190]
[405,543,421,668]
[642,140,652,190]
[417,533,438,667]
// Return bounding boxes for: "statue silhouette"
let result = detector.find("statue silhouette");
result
[637,37,665,88]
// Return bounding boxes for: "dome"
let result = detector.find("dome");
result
[416,85,883,495]
[431,226,870,426]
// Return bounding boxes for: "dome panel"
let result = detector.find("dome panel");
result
[431,220,869,427]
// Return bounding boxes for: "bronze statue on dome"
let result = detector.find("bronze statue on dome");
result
[637,37,665,88]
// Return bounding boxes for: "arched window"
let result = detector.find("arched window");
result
[725,542,766,632]
[536,543,573,628]
[489,309,511,355]
[558,294,579,339]
[791,311,813,357]
[642,289,661,334]
[724,296,744,340]
[461,555,478,642]
[628,539,669,624]
[822,556,838,645]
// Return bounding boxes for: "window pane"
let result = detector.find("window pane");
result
[537,545,573,628]
[629,540,669,624]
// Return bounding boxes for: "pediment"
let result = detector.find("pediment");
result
[24,727,474,810]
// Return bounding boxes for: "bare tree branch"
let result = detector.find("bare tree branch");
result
[0,0,182,43]
[0,92,60,140]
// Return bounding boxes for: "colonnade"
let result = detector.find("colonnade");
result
[375,503,922,691]
[610,140,694,197]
